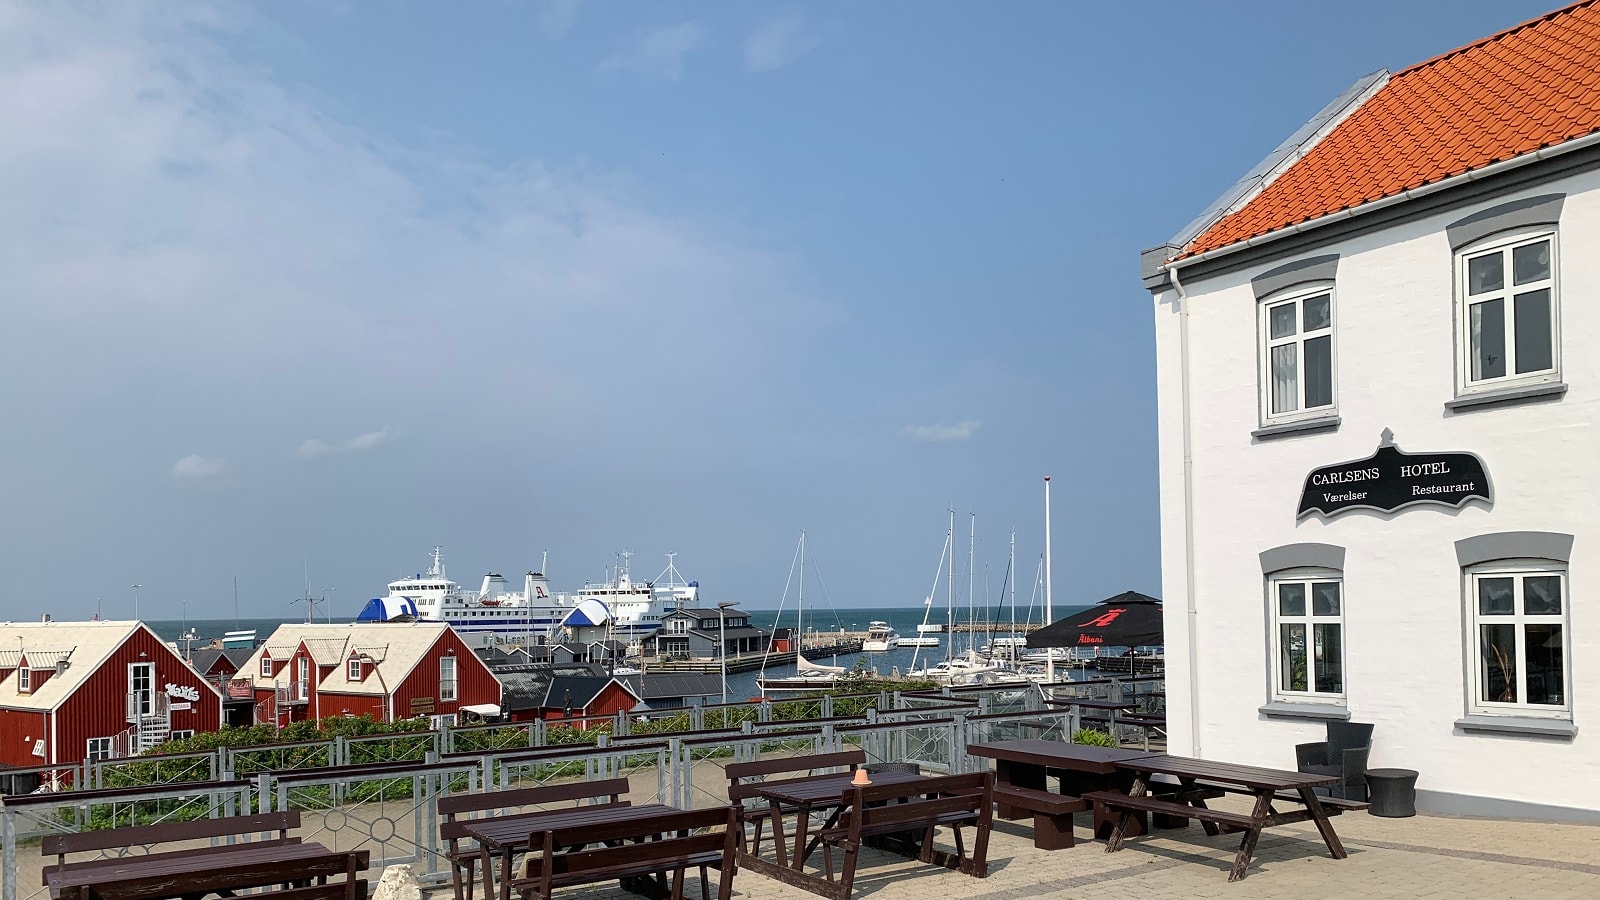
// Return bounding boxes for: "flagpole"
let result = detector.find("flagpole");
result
[1043,475,1054,687]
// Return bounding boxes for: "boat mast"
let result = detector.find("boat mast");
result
[945,508,955,661]
[1044,476,1055,686]
[967,513,976,657]
[1009,531,1017,641]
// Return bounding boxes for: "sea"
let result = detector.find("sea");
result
[147,602,1092,702]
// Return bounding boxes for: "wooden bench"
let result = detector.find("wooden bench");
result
[726,750,865,857]
[1189,782,1371,813]
[815,772,993,900]
[1082,790,1257,838]
[437,778,631,900]
[42,812,310,898]
[990,783,1086,850]
[508,805,738,900]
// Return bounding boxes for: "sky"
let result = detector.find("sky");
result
[0,0,1563,623]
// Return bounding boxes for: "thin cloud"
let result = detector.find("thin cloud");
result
[902,421,981,442]
[296,428,393,460]
[744,14,818,73]
[599,22,707,81]
[170,454,234,489]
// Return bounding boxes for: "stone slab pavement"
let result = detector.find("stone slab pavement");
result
[422,802,1600,900]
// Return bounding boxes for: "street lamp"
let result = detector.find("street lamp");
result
[131,584,142,621]
[359,653,389,723]
[717,601,738,706]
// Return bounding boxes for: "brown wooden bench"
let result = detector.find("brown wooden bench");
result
[815,772,993,900]
[42,812,309,898]
[725,749,865,857]
[990,783,1087,850]
[508,805,738,900]
[437,778,631,900]
[1082,789,1257,837]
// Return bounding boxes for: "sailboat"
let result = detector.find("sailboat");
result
[757,532,848,695]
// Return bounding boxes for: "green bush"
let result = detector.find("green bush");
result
[1072,727,1116,747]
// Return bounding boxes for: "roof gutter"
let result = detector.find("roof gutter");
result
[1158,128,1600,278]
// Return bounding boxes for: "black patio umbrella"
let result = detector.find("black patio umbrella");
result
[1025,591,1163,649]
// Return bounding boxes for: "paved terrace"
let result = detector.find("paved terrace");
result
[416,805,1600,900]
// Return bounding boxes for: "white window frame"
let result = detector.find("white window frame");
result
[1267,568,1346,704]
[1455,229,1560,395]
[439,656,458,702]
[18,666,31,694]
[86,737,114,763]
[348,658,362,681]
[1258,283,1337,426]
[1465,560,1570,719]
[170,730,195,742]
[260,656,273,677]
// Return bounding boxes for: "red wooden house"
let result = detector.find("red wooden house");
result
[0,621,224,771]
[498,670,644,723]
[234,623,501,727]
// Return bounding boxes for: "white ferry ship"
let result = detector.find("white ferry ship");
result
[357,548,697,648]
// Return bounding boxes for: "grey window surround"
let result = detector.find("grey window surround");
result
[1252,416,1341,440]
[1445,382,1567,412]
[1260,542,1346,575]
[1260,701,1351,721]
[1446,193,1564,250]
[1454,715,1576,738]
[1251,254,1340,299]
[1455,531,1574,567]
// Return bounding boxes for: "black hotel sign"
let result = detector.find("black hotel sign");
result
[1298,431,1491,519]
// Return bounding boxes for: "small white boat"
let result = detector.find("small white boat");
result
[861,621,900,652]
[899,636,941,647]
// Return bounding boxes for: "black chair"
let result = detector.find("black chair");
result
[1295,721,1373,800]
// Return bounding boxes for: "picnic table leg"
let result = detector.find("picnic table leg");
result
[1104,772,1149,852]
[495,847,513,900]
[1298,787,1348,860]
[790,801,814,871]
[1227,791,1273,882]
[767,798,789,869]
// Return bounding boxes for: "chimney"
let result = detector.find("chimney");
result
[41,614,51,623]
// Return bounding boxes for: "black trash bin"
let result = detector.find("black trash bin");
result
[1366,767,1418,817]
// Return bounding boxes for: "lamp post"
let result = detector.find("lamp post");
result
[131,584,142,621]
[717,601,737,706]
[360,653,389,723]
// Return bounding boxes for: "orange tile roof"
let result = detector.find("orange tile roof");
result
[1182,1,1600,259]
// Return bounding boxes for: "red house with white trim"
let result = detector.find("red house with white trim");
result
[234,622,501,726]
[0,621,223,771]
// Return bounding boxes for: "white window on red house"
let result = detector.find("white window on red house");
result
[18,662,30,694]
[86,737,114,763]
[440,656,458,701]
[348,657,362,681]
[261,655,273,677]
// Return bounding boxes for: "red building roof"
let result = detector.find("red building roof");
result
[1183,1,1600,258]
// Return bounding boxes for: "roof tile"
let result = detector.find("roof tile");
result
[1184,1,1600,258]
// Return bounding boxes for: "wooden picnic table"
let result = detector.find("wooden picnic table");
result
[966,740,1156,845]
[464,802,679,900]
[1087,753,1353,882]
[49,840,367,900]
[749,770,928,871]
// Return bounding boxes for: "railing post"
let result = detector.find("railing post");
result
[533,719,546,747]
[821,695,833,719]
[3,801,17,900]
[692,705,705,733]
[950,714,967,774]
[257,772,273,813]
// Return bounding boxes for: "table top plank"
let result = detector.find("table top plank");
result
[464,802,678,849]
[753,770,927,806]
[52,841,365,900]
[966,740,1154,774]
[1115,754,1339,790]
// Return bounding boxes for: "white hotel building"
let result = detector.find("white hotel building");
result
[1141,2,1600,821]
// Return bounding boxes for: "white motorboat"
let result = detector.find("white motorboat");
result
[861,620,900,652]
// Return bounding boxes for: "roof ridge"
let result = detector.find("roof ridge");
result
[1397,0,1596,76]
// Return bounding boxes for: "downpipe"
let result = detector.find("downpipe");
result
[1171,264,1203,758]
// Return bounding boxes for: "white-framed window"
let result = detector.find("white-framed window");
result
[348,658,362,681]
[439,656,458,701]
[1456,230,1559,393]
[1259,285,1335,424]
[170,730,195,742]
[18,666,31,694]
[86,737,114,763]
[1269,570,1344,702]
[260,656,273,677]
[1467,562,1568,717]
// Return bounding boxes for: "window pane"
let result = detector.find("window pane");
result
[1478,577,1515,615]
[1281,623,1307,692]
[1469,252,1504,294]
[1303,336,1333,409]
[1523,575,1562,614]
[1303,295,1331,331]
[1524,624,1563,706]
[1513,240,1551,285]
[1513,289,1552,374]
[1312,581,1340,616]
[1271,344,1299,414]
[1313,623,1343,694]
[1480,623,1517,703]
[1269,303,1297,339]
[1470,299,1506,381]
[1278,582,1306,617]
